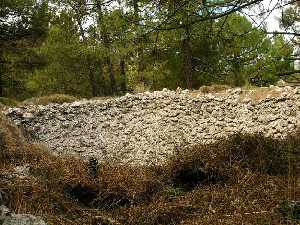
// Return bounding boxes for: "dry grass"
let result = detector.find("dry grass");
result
[239,87,285,102]
[22,94,78,106]
[198,85,231,94]
[193,86,291,103]
[0,113,300,225]
[90,96,117,103]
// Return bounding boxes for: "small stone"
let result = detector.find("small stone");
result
[70,101,81,107]
[176,87,182,93]
[277,79,286,87]
[22,113,34,120]
[0,205,11,217]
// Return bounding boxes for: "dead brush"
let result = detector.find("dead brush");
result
[0,116,31,174]
[199,84,231,94]
[1,111,300,225]
[119,197,197,225]
[151,132,300,224]
[22,94,78,106]
[93,164,165,209]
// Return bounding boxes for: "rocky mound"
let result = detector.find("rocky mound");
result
[5,87,300,165]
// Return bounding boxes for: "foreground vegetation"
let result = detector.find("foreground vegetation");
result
[1,113,299,225]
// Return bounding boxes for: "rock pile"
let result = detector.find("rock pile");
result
[5,87,300,165]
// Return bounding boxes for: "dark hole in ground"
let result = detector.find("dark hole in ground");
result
[64,184,99,206]
[63,183,132,209]
[172,163,227,191]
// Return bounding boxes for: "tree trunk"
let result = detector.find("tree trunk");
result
[88,68,98,97]
[0,73,3,97]
[120,58,127,93]
[233,60,244,86]
[76,14,102,96]
[182,27,193,89]
[133,0,139,24]
[107,57,116,94]
[0,52,4,96]
[132,0,145,84]
[97,61,107,96]
[96,1,117,94]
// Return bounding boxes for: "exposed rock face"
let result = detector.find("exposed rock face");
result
[5,87,300,165]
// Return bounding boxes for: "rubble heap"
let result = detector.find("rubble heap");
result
[6,87,300,165]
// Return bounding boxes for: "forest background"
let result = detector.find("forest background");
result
[1,0,299,100]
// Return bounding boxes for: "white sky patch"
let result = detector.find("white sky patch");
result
[242,0,283,32]
[263,0,282,32]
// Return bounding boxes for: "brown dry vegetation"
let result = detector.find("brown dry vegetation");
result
[194,85,290,103]
[239,87,285,102]
[0,97,20,107]
[0,113,300,225]
[22,94,78,106]
[198,85,231,94]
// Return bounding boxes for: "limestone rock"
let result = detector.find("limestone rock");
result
[5,87,300,165]
[0,206,47,225]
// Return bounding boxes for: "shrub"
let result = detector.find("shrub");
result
[1,114,299,225]
[94,164,164,208]
[0,97,19,107]
[23,94,78,106]
[224,132,300,176]
[0,113,28,167]
[199,84,231,93]
[277,200,300,220]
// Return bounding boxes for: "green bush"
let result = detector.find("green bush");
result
[0,97,19,107]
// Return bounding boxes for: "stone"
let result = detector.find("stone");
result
[22,113,34,120]
[5,87,300,165]
[0,205,10,217]
[70,101,82,107]
[277,79,286,87]
[0,206,47,225]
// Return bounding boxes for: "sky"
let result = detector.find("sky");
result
[246,0,283,32]
[263,0,282,31]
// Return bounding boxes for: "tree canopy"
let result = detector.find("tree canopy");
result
[0,0,299,99]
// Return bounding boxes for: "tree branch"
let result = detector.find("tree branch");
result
[152,0,265,31]
[266,31,300,36]
[277,70,300,76]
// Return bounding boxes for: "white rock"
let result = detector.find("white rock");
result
[5,88,300,165]
[22,113,34,119]
[70,101,82,107]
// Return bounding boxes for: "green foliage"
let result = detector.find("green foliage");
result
[280,7,300,30]
[0,0,297,99]
[0,97,19,106]
[0,0,50,99]
[277,200,300,220]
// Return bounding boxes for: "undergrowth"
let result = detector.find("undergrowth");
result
[0,113,299,225]
[22,94,78,106]
[0,97,19,107]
